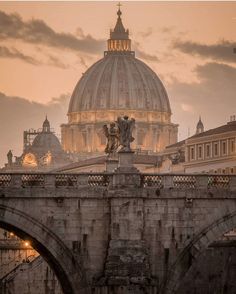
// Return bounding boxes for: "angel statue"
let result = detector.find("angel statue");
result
[116,115,135,151]
[103,123,119,156]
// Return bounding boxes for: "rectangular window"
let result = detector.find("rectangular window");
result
[222,141,226,155]
[231,139,235,153]
[206,144,210,157]
[190,147,194,160]
[214,143,218,156]
[198,146,202,159]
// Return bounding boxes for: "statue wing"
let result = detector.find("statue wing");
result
[103,124,109,138]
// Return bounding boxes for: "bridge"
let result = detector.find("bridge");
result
[0,172,236,294]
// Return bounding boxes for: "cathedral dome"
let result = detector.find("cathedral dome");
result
[68,54,171,113]
[61,7,178,154]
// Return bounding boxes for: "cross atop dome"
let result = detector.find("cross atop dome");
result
[106,3,132,53]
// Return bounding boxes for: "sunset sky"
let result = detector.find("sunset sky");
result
[0,1,236,166]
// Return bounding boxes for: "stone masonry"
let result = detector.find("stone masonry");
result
[0,169,236,293]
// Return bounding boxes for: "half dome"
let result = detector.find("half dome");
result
[68,53,171,114]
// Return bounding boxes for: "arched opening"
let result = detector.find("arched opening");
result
[164,211,236,294]
[0,204,85,294]
[175,229,236,294]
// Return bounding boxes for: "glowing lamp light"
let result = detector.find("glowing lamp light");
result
[24,241,30,247]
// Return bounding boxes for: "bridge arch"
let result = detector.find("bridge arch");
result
[164,211,236,294]
[0,204,86,294]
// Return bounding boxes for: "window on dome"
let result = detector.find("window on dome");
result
[22,153,37,167]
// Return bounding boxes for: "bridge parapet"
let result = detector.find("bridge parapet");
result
[0,173,236,191]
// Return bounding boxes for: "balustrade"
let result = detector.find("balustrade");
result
[0,173,235,191]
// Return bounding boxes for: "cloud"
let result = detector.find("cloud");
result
[0,92,70,167]
[168,62,236,138]
[47,55,69,69]
[133,42,159,62]
[0,46,40,65]
[0,10,105,54]
[160,26,175,34]
[0,45,69,69]
[79,56,88,69]
[173,39,236,63]
[136,48,159,62]
[138,27,153,39]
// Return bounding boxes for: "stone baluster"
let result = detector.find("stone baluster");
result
[163,175,174,189]
[196,175,208,189]
[229,176,236,191]
[77,174,88,187]
[44,174,55,188]
[11,174,22,188]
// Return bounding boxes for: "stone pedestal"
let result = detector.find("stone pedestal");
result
[115,150,139,173]
[113,150,140,187]
[105,158,118,172]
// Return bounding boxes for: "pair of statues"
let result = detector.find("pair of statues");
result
[103,115,135,156]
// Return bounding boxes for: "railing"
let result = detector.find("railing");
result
[55,174,77,187]
[140,174,234,190]
[0,174,11,187]
[21,174,45,187]
[0,173,235,190]
[88,174,111,187]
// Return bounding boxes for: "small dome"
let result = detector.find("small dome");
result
[68,53,171,113]
[32,132,62,154]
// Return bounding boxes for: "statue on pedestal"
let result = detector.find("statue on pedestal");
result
[7,150,13,166]
[116,116,135,152]
[103,123,119,156]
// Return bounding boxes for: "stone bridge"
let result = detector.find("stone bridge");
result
[0,172,236,294]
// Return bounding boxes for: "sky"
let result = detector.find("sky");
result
[0,1,236,167]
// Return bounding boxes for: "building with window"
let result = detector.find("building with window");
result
[184,118,236,173]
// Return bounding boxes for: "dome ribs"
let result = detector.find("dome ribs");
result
[110,55,119,109]
[123,55,134,109]
[68,54,171,114]
[131,57,152,110]
[96,56,114,109]
[116,55,130,109]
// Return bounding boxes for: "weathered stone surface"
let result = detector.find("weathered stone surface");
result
[0,173,236,293]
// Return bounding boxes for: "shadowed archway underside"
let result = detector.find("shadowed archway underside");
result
[164,211,236,294]
[0,204,86,294]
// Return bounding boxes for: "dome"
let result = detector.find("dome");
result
[68,54,171,113]
[32,132,62,154]
[61,7,178,155]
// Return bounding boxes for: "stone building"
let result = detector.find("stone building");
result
[184,116,236,173]
[3,117,70,171]
[1,6,236,294]
[61,7,178,156]
[55,117,236,174]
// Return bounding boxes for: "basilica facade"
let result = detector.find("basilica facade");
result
[61,8,178,156]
